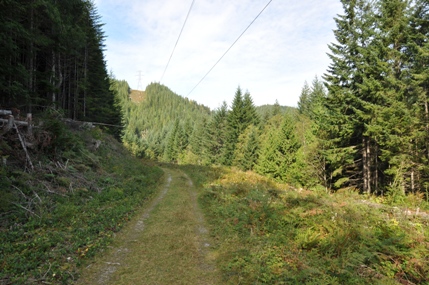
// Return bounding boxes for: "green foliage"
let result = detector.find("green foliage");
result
[204,102,229,165]
[182,165,429,285]
[112,82,210,159]
[256,113,300,183]
[0,128,163,284]
[233,125,260,171]
[0,0,119,126]
[222,87,260,166]
[36,109,85,156]
[317,0,429,195]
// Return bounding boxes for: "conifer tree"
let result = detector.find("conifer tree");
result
[222,88,244,165]
[272,100,281,117]
[222,87,259,165]
[233,125,259,171]
[323,0,379,193]
[298,81,311,116]
[204,102,229,165]
[256,113,300,182]
[243,91,260,126]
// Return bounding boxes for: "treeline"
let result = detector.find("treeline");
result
[312,0,429,196]
[115,0,429,198]
[0,0,119,125]
[113,81,211,159]
[113,80,317,187]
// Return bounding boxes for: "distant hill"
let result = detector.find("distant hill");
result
[116,82,212,158]
[256,104,297,119]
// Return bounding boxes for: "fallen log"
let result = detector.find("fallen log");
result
[0,109,12,116]
[0,117,29,127]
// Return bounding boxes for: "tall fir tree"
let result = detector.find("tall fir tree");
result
[222,87,259,165]
[222,87,244,165]
[233,125,259,171]
[204,102,229,165]
[256,113,300,182]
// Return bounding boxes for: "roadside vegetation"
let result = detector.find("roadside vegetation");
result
[0,115,163,284]
[181,165,429,285]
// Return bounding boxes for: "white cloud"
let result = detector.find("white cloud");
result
[96,0,343,109]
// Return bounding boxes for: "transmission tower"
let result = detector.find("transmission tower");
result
[136,71,143,90]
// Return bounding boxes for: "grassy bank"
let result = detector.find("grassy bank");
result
[181,165,429,285]
[0,123,163,284]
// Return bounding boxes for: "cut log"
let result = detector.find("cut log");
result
[0,109,12,116]
[0,118,29,126]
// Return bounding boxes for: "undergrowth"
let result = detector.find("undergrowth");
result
[0,118,163,284]
[181,165,429,285]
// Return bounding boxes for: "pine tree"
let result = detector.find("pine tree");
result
[242,91,260,126]
[222,87,244,165]
[233,125,259,171]
[204,102,229,165]
[323,0,379,193]
[222,87,259,166]
[298,81,311,116]
[256,113,300,182]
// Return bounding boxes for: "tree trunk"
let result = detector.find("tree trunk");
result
[362,136,371,194]
[51,51,56,104]
[73,59,79,120]
[83,44,88,118]
[425,100,429,160]
[28,0,35,113]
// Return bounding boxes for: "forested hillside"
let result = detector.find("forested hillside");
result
[113,81,211,160]
[0,0,119,125]
[1,0,429,283]
[113,0,429,200]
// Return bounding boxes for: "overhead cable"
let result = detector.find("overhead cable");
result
[187,0,274,96]
[160,0,196,82]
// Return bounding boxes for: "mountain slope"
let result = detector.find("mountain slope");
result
[115,82,212,159]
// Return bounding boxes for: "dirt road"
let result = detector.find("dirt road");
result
[75,167,220,285]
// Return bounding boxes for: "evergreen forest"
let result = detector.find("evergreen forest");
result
[115,0,429,198]
[0,0,120,125]
[2,0,429,284]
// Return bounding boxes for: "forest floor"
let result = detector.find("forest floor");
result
[75,167,221,285]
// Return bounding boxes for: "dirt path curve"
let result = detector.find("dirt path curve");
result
[75,167,220,285]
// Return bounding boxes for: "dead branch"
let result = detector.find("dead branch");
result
[12,202,40,218]
[32,189,42,203]
[12,185,29,199]
[42,262,52,279]
[41,181,66,196]
[14,122,34,171]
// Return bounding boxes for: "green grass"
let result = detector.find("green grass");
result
[0,126,163,284]
[76,167,221,285]
[180,165,429,285]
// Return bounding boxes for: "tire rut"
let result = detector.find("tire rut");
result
[76,171,173,285]
[75,168,220,285]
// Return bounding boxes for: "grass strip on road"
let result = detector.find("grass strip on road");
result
[76,167,220,285]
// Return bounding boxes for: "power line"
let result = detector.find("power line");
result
[187,0,274,96]
[160,0,196,82]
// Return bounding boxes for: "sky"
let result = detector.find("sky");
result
[93,0,344,110]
